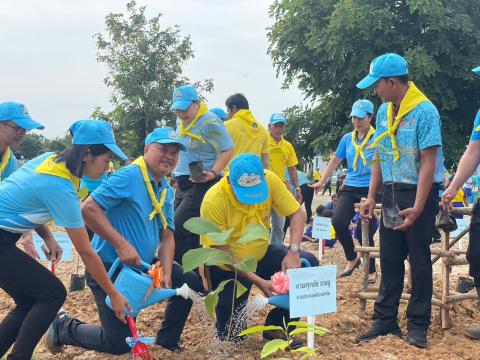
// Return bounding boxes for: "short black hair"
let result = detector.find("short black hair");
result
[388,75,409,85]
[315,204,325,216]
[55,144,110,178]
[320,209,334,218]
[225,93,249,110]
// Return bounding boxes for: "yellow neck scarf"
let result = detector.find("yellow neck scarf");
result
[132,156,167,229]
[369,81,430,160]
[179,102,209,143]
[34,154,80,191]
[0,147,11,179]
[352,126,375,171]
[222,177,268,232]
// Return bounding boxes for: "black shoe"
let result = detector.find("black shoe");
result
[44,309,69,354]
[356,322,402,343]
[340,259,361,277]
[160,344,186,353]
[406,328,428,348]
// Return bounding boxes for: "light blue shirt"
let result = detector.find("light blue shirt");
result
[470,109,480,142]
[374,101,444,184]
[0,152,84,233]
[91,165,175,264]
[335,131,375,187]
[0,151,18,182]
[173,111,233,176]
[80,173,108,193]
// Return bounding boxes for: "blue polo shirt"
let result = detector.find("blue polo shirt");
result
[80,173,108,193]
[173,111,233,176]
[470,109,480,142]
[0,152,84,233]
[335,131,375,187]
[91,164,175,264]
[374,102,444,184]
[0,151,18,182]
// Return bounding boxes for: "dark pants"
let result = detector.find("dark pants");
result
[0,229,67,360]
[283,184,315,234]
[373,185,438,330]
[174,175,220,264]
[332,186,376,273]
[210,244,319,340]
[468,200,480,287]
[322,181,332,195]
[58,262,203,354]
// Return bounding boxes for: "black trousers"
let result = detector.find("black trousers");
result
[210,245,319,341]
[174,175,220,264]
[58,262,203,354]
[332,186,376,273]
[322,181,332,195]
[301,184,314,223]
[373,185,438,330]
[0,229,67,360]
[468,200,480,287]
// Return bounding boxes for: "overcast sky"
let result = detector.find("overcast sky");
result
[0,0,304,138]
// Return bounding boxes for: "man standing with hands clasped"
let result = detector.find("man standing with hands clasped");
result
[357,53,444,348]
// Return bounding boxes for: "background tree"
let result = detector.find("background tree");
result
[268,0,480,168]
[95,0,213,157]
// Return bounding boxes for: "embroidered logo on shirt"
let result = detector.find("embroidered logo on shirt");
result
[237,173,262,187]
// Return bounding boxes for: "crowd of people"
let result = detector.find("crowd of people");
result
[0,52,479,359]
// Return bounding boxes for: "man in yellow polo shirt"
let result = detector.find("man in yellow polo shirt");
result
[224,93,270,169]
[268,113,302,244]
[200,153,318,342]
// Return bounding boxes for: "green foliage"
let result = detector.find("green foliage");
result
[268,0,480,167]
[181,247,233,272]
[205,279,232,319]
[94,1,213,156]
[240,321,328,359]
[236,224,270,244]
[233,256,257,272]
[15,134,70,160]
[184,217,222,235]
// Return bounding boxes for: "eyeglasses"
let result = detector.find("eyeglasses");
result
[2,122,29,134]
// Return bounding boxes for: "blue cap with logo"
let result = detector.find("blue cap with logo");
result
[269,113,287,125]
[145,127,187,151]
[357,53,408,89]
[0,101,44,130]
[170,85,199,111]
[69,120,127,160]
[473,66,480,75]
[350,99,374,119]
[210,108,229,121]
[229,153,269,205]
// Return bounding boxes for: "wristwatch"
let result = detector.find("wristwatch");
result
[288,244,300,253]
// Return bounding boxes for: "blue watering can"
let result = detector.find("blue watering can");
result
[252,258,312,311]
[105,258,191,317]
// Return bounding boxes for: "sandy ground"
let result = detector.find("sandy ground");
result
[1,193,480,359]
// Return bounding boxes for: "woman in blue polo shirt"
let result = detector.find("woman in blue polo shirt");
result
[0,119,129,360]
[311,100,377,282]
[170,85,234,263]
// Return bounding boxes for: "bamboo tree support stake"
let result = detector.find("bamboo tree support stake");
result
[359,198,370,318]
[441,230,451,329]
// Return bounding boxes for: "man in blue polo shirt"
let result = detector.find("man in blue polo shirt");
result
[358,53,443,348]
[47,127,202,354]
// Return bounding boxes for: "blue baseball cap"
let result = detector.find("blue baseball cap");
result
[0,101,44,130]
[473,66,480,75]
[269,113,287,125]
[145,127,187,151]
[357,53,408,89]
[170,85,199,111]
[229,154,269,205]
[350,99,374,119]
[210,108,229,121]
[69,120,127,160]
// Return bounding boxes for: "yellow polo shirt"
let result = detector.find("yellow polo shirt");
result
[451,188,465,204]
[269,135,298,181]
[225,110,269,168]
[314,170,321,181]
[200,170,300,262]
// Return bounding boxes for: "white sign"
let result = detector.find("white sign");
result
[33,232,73,261]
[312,216,331,239]
[450,218,469,239]
[287,265,337,318]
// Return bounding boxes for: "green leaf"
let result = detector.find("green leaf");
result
[236,224,269,245]
[184,217,221,235]
[205,228,234,245]
[239,325,283,337]
[205,279,232,319]
[291,347,316,356]
[235,280,248,298]
[287,321,329,333]
[261,339,289,358]
[182,248,233,272]
[233,256,257,272]
[289,328,328,336]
